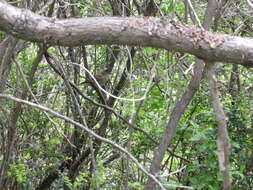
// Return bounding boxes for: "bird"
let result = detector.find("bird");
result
[92,69,111,86]
[81,68,111,87]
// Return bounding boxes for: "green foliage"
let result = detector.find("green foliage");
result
[8,163,28,184]
[64,172,88,190]
[90,161,106,188]
[128,182,144,190]
[0,31,4,40]
[1,1,253,190]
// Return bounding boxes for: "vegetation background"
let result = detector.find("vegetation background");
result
[0,0,252,189]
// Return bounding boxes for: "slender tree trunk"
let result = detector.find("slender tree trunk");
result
[0,36,18,93]
[206,63,231,190]
[144,1,219,189]
[144,60,205,189]
[0,48,44,189]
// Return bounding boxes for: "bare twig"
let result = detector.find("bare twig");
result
[0,94,166,190]
[247,0,253,8]
[185,0,204,30]
[71,62,148,102]
[13,57,76,148]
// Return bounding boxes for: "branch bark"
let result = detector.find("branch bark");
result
[0,36,18,93]
[144,60,205,190]
[0,1,253,67]
[206,63,231,190]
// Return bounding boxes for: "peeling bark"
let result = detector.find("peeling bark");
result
[0,1,253,67]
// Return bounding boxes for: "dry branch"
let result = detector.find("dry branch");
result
[0,1,253,67]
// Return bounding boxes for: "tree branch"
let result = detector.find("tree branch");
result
[0,1,253,67]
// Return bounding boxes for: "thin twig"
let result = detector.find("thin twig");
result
[71,62,149,102]
[0,94,166,190]
[185,0,204,30]
[13,57,76,148]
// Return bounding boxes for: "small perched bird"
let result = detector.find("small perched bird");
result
[81,68,111,87]
[92,69,110,86]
